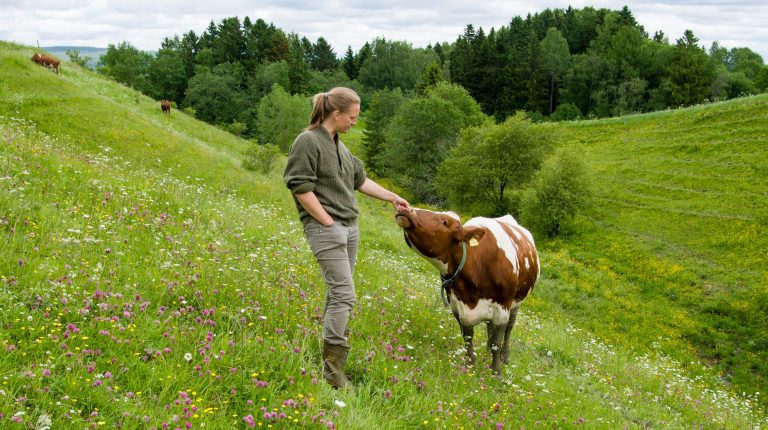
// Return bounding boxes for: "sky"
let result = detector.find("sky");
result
[1,0,767,61]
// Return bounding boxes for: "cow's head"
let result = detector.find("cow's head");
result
[396,208,485,262]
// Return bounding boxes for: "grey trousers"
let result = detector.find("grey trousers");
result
[303,220,359,347]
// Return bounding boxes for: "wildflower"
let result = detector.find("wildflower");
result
[243,415,256,427]
[334,400,346,408]
[36,413,52,430]
[184,353,193,362]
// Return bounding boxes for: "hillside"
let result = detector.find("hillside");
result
[548,97,768,396]
[1,40,766,429]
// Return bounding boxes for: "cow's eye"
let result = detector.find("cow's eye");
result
[441,220,448,226]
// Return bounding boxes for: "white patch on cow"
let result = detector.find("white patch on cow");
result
[465,216,520,275]
[425,256,449,276]
[415,208,460,221]
[536,252,541,279]
[525,257,530,270]
[440,210,461,221]
[500,216,536,245]
[449,294,511,327]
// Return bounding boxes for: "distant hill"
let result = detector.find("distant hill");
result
[41,45,107,69]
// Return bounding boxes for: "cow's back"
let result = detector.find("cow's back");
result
[462,215,539,305]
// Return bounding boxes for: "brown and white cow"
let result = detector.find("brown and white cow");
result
[31,53,60,74]
[396,208,539,374]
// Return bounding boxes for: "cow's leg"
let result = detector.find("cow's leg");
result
[501,305,520,364]
[454,314,475,366]
[489,322,506,375]
[486,321,495,352]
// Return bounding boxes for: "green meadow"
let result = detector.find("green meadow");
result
[1,40,766,429]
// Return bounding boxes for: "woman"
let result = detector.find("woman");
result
[283,87,411,388]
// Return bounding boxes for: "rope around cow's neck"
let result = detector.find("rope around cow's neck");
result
[440,241,467,307]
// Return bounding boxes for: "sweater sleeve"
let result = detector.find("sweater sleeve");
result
[352,155,367,190]
[283,134,317,194]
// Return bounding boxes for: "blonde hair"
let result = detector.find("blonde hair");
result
[307,87,361,130]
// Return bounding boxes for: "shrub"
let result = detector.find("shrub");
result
[551,102,582,121]
[243,143,281,174]
[520,145,591,237]
[219,120,248,136]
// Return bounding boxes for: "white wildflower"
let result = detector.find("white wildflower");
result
[36,412,52,430]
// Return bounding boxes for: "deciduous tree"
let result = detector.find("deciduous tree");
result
[358,38,437,90]
[98,41,153,92]
[380,82,486,203]
[540,27,571,114]
[148,36,189,103]
[362,88,407,175]
[255,84,311,152]
[436,113,551,216]
[184,62,248,125]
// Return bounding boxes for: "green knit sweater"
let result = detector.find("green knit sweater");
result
[283,127,367,226]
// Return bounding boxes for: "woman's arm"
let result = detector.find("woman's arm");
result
[294,191,335,226]
[357,178,411,212]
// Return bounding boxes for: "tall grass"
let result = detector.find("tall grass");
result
[1,40,766,428]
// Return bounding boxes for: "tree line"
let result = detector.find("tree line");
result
[92,6,767,129]
[448,6,767,121]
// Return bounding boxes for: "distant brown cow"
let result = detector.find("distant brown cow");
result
[31,53,60,74]
[161,99,171,115]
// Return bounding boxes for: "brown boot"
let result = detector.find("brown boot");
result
[322,342,352,389]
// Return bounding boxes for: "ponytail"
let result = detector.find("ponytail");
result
[307,87,361,130]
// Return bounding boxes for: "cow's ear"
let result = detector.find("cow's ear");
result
[461,226,486,244]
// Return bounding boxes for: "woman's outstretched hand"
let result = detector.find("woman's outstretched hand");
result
[392,195,411,213]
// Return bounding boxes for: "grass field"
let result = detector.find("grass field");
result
[549,99,768,394]
[1,40,766,429]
